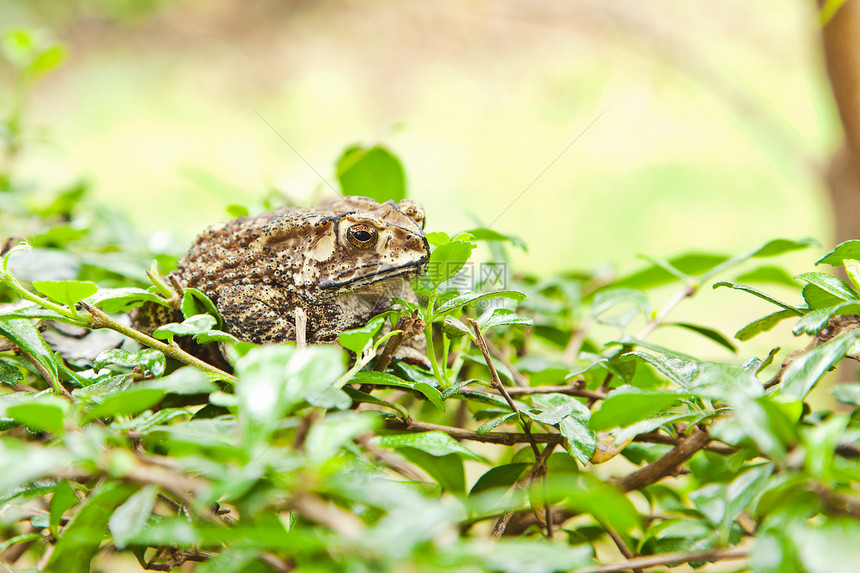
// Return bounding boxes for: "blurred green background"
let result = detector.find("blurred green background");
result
[0,0,843,363]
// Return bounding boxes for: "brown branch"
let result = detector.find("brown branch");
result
[491,443,555,538]
[613,427,710,492]
[289,492,364,539]
[573,546,749,573]
[468,318,540,458]
[374,310,423,373]
[502,383,605,401]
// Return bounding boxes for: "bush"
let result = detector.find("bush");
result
[3,27,860,573]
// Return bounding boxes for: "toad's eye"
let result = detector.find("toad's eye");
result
[346,224,378,249]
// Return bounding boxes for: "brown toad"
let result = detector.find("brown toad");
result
[134,196,429,359]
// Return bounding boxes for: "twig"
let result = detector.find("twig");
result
[600,521,644,573]
[289,493,364,539]
[613,427,710,492]
[573,546,749,573]
[468,318,540,457]
[81,302,236,384]
[355,433,426,482]
[373,310,423,373]
[635,284,697,341]
[295,306,307,349]
[491,443,555,538]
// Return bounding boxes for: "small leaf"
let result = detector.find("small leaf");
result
[427,241,476,286]
[666,322,736,353]
[793,302,860,336]
[734,266,800,287]
[47,481,137,573]
[350,370,445,411]
[590,388,684,431]
[442,315,474,339]
[109,486,157,549]
[465,227,527,250]
[94,348,166,378]
[336,144,406,202]
[816,239,860,266]
[470,463,530,496]
[138,367,218,395]
[479,308,533,332]
[0,318,59,386]
[713,281,802,314]
[7,400,66,435]
[0,359,23,385]
[796,272,859,301]
[50,480,79,534]
[33,280,98,307]
[84,388,167,422]
[433,290,526,317]
[153,314,217,344]
[338,316,385,354]
[180,288,222,326]
[736,310,801,341]
[373,431,487,462]
[83,287,169,313]
[781,332,859,400]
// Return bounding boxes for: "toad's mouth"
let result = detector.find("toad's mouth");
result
[318,258,428,291]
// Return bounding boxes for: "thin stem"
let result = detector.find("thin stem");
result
[81,303,236,384]
[572,547,748,573]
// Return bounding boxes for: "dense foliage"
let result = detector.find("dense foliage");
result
[3,28,860,573]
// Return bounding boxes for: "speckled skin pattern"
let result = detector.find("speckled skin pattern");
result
[135,196,429,349]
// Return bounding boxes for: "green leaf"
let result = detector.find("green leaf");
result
[94,348,166,377]
[794,518,860,573]
[424,231,450,246]
[153,314,217,344]
[350,370,445,411]
[781,331,859,400]
[0,359,23,385]
[528,394,594,465]
[84,287,169,313]
[590,288,649,328]
[7,400,67,435]
[796,272,859,302]
[590,389,684,431]
[180,288,222,326]
[802,283,845,310]
[465,227,527,250]
[844,259,860,293]
[816,239,860,266]
[734,266,800,287]
[713,281,802,314]
[305,412,376,464]
[470,463,530,496]
[137,367,218,395]
[700,238,818,283]
[479,308,533,332]
[84,387,167,422]
[427,240,476,286]
[666,322,736,352]
[338,316,385,354]
[46,481,136,573]
[50,480,79,534]
[0,318,59,386]
[373,431,487,462]
[736,310,798,341]
[109,485,157,549]
[433,290,526,317]
[442,315,474,339]
[0,441,72,493]
[821,0,851,24]
[33,280,98,307]
[400,449,466,493]
[235,345,345,453]
[792,302,860,335]
[336,144,406,202]
[613,253,728,290]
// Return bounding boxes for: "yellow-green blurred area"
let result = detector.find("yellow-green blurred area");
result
[0,0,845,365]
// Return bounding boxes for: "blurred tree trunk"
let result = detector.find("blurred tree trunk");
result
[820,0,860,244]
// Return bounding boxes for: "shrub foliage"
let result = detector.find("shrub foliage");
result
[3,28,860,573]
